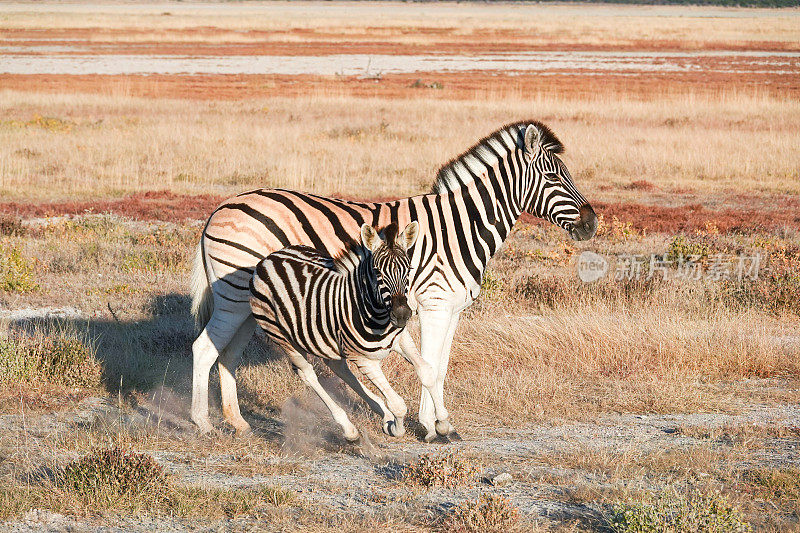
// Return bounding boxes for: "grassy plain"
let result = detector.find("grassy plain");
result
[1,91,799,201]
[0,2,799,532]
[3,3,799,50]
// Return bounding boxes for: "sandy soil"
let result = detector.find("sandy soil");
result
[0,392,798,532]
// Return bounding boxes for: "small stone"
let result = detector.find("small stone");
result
[490,472,513,487]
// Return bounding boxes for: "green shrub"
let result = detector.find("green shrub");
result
[62,447,167,499]
[666,235,712,263]
[0,328,101,387]
[447,494,521,532]
[610,487,750,533]
[402,451,480,488]
[480,270,507,300]
[120,249,185,273]
[0,243,37,292]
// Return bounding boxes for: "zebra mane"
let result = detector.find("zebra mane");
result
[430,120,564,194]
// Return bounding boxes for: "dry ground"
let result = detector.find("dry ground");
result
[0,212,797,531]
[0,2,799,532]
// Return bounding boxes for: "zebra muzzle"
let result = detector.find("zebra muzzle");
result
[570,203,598,241]
[390,294,412,328]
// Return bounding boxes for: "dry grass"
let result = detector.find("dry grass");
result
[0,91,798,201]
[4,3,798,49]
[0,320,101,388]
[445,494,522,533]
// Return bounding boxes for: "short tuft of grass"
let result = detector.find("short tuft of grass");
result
[218,485,296,518]
[402,451,481,488]
[744,467,800,503]
[609,487,751,533]
[445,494,521,532]
[0,325,101,387]
[61,447,168,501]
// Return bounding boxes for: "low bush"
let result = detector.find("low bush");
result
[62,447,168,500]
[0,243,37,292]
[0,327,101,387]
[402,452,480,488]
[609,487,750,533]
[0,216,26,237]
[446,494,521,532]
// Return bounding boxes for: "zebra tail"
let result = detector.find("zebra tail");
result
[190,241,213,331]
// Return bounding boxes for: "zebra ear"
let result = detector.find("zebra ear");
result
[397,221,419,251]
[524,125,541,157]
[360,224,383,253]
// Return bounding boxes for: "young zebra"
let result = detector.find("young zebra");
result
[249,221,431,441]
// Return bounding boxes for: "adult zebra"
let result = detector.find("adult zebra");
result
[191,120,597,442]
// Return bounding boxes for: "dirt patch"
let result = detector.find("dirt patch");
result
[0,393,798,530]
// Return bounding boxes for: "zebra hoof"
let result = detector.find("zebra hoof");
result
[424,431,450,444]
[344,429,361,443]
[435,419,453,437]
[383,418,405,437]
[233,422,252,437]
[194,418,216,435]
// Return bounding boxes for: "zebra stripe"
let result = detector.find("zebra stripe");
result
[249,223,418,440]
[191,120,597,440]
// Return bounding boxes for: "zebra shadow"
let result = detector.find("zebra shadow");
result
[4,293,379,449]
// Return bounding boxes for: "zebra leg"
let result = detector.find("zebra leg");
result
[415,308,454,442]
[432,312,462,440]
[217,316,256,435]
[285,349,360,443]
[323,359,401,437]
[396,329,450,440]
[351,357,407,438]
[191,310,246,434]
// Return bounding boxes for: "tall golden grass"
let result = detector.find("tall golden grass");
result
[1,91,798,201]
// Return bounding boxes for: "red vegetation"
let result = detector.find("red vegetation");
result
[0,191,225,223]
[590,200,800,234]
[1,192,799,235]
[2,70,798,102]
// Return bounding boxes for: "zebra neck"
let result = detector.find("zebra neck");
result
[439,174,522,282]
[349,258,390,327]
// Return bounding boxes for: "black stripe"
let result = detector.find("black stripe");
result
[209,254,255,275]
[253,191,329,252]
[434,195,466,288]
[301,194,366,252]
[205,233,264,260]
[218,203,291,248]
[446,188,481,283]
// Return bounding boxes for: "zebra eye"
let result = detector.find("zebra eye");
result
[543,172,560,183]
